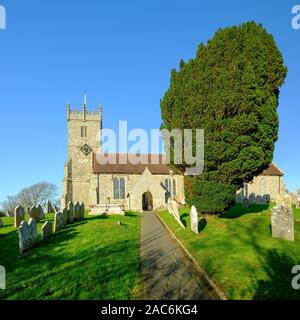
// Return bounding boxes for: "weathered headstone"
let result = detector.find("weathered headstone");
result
[38,205,45,220]
[41,221,53,240]
[276,194,292,208]
[62,208,68,225]
[168,200,185,228]
[0,218,3,227]
[242,198,249,208]
[284,195,292,208]
[262,194,270,204]
[14,205,25,228]
[80,202,85,219]
[271,205,294,241]
[75,202,81,220]
[29,218,37,240]
[18,218,37,254]
[67,201,74,223]
[29,206,41,222]
[54,211,63,233]
[190,206,199,234]
[249,193,256,204]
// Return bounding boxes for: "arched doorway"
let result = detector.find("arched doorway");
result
[142,191,153,211]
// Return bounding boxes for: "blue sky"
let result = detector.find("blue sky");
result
[0,0,299,202]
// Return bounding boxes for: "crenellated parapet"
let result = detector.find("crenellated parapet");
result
[67,102,102,121]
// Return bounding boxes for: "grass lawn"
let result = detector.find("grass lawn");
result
[158,204,300,300]
[0,212,141,300]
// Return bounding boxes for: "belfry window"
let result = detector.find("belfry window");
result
[81,126,87,138]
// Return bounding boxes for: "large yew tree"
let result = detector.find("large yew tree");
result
[161,22,287,214]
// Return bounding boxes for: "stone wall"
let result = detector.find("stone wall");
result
[237,175,285,203]
[93,170,185,212]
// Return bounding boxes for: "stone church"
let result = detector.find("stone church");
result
[61,101,185,212]
[61,100,285,212]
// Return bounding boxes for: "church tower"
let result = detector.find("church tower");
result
[61,96,102,208]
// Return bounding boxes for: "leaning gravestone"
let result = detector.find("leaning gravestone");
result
[242,198,249,208]
[68,201,74,223]
[19,218,37,254]
[190,206,199,234]
[54,211,64,233]
[29,206,41,222]
[74,202,81,220]
[38,205,46,220]
[62,208,68,226]
[168,200,185,228]
[41,221,53,240]
[271,205,294,241]
[80,203,85,219]
[14,205,25,228]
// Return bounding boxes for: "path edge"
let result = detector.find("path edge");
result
[156,212,228,301]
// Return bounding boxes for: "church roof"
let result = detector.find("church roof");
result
[92,153,178,175]
[260,163,284,176]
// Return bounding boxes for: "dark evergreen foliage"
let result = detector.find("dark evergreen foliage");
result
[161,22,287,214]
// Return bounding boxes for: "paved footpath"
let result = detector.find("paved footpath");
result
[140,211,217,300]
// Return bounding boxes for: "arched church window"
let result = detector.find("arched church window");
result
[173,179,176,196]
[120,178,126,199]
[113,177,120,199]
[165,179,170,203]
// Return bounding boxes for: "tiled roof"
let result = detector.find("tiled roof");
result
[92,153,175,174]
[260,163,284,176]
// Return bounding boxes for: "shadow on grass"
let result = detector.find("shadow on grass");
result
[0,217,140,300]
[180,212,189,227]
[253,249,300,300]
[125,212,139,218]
[220,203,270,219]
[85,214,109,221]
[198,218,207,233]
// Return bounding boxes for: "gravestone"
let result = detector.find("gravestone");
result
[54,211,63,233]
[19,218,37,254]
[41,221,53,240]
[190,206,199,234]
[80,203,85,219]
[75,202,81,220]
[167,200,185,228]
[38,205,45,220]
[242,198,249,208]
[14,205,25,228]
[29,206,40,222]
[284,195,292,208]
[263,194,270,204]
[276,194,292,208]
[29,218,37,240]
[62,208,68,225]
[0,218,3,227]
[67,201,74,223]
[235,192,243,203]
[271,205,294,241]
[249,193,256,204]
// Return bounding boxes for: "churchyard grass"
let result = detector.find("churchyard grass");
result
[0,212,141,300]
[158,204,300,300]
